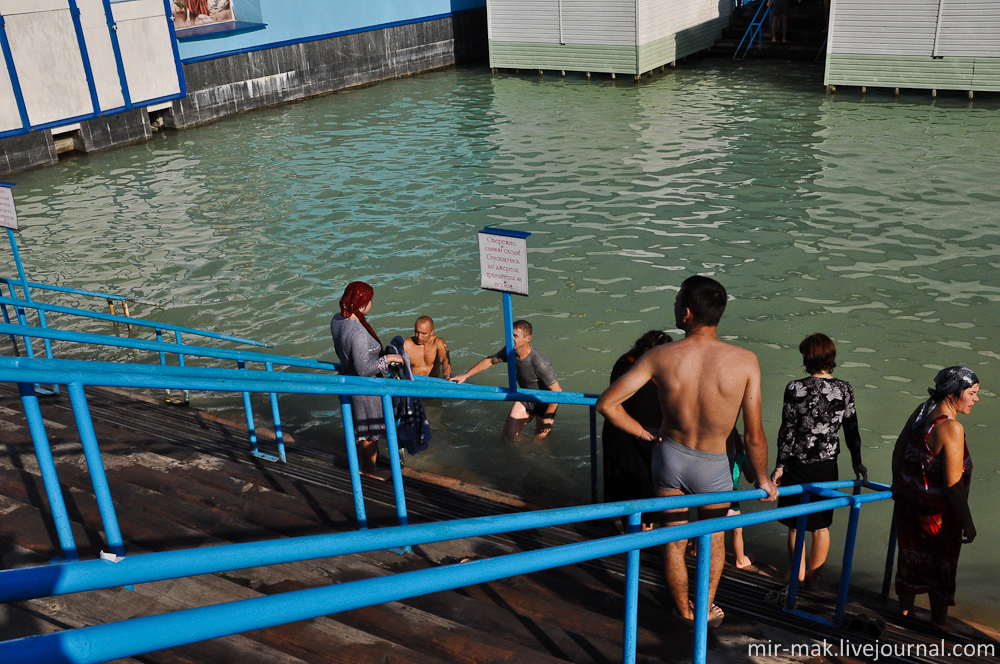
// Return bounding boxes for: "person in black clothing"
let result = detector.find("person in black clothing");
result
[771,333,867,588]
[602,330,671,526]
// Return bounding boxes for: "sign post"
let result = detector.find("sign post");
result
[478,227,530,392]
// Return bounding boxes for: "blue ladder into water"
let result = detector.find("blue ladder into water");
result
[734,1,771,61]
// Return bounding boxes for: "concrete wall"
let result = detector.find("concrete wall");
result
[172,11,487,128]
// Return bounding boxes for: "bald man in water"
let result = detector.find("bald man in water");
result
[403,316,452,380]
[596,275,778,627]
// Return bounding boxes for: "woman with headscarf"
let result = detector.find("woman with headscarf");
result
[330,281,402,480]
[892,366,979,626]
[771,333,867,589]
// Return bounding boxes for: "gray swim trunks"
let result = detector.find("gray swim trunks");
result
[651,436,733,494]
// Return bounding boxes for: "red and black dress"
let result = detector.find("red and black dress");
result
[894,415,972,605]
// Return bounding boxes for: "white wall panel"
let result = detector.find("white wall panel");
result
[0,48,22,133]
[638,0,729,45]
[113,0,181,104]
[4,5,95,126]
[936,2,1000,57]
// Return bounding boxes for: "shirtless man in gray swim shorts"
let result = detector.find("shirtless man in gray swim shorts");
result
[597,276,778,627]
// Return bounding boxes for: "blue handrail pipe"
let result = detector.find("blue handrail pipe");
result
[0,351,897,664]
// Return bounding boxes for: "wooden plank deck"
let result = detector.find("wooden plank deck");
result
[1,381,997,663]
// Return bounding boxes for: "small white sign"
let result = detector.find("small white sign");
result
[479,232,529,296]
[0,187,16,231]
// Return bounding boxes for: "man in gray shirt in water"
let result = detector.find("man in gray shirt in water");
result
[451,319,563,438]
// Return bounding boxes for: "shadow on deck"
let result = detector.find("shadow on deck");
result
[0,382,997,663]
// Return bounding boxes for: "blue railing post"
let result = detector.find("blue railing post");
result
[590,405,598,503]
[0,283,19,354]
[786,491,811,609]
[67,382,125,557]
[381,396,410,541]
[16,381,79,562]
[692,533,712,664]
[237,360,260,456]
[174,331,189,403]
[6,228,55,363]
[622,512,641,664]
[7,229,34,358]
[834,499,862,624]
[882,510,897,597]
[501,292,517,392]
[265,362,286,462]
[338,395,368,530]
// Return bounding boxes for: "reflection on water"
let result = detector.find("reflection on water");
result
[7,61,1000,626]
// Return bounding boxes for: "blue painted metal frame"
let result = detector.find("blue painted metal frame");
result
[0,276,132,302]
[734,1,770,61]
[100,0,132,112]
[0,13,30,138]
[0,473,891,664]
[0,295,270,347]
[0,332,599,551]
[67,0,103,117]
[159,0,187,100]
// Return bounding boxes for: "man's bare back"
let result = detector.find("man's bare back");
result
[642,334,762,454]
[402,316,451,379]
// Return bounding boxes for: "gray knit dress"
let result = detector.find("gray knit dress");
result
[330,314,386,440]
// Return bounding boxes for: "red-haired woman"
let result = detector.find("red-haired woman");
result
[771,333,867,588]
[330,281,402,480]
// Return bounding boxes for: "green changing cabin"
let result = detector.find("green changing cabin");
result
[825,0,1000,93]
[486,0,732,76]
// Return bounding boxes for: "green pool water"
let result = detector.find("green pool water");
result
[7,59,1000,627]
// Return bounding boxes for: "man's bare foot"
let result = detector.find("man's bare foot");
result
[782,38,787,43]
[772,37,777,42]
[361,468,393,481]
[736,553,756,569]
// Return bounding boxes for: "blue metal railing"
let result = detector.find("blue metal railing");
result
[0,352,895,664]
[0,473,892,664]
[0,318,600,469]
[734,1,771,60]
[0,333,600,538]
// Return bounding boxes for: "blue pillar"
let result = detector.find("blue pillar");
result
[339,395,367,529]
[17,382,78,562]
[622,512,641,664]
[381,395,409,531]
[68,382,125,557]
[692,533,712,664]
[502,292,517,391]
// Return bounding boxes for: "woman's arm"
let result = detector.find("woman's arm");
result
[842,383,867,481]
[771,384,796,483]
[937,420,976,543]
[890,410,917,494]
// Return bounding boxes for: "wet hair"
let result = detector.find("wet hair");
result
[677,276,727,327]
[513,319,532,336]
[339,281,381,346]
[629,330,672,359]
[800,333,836,374]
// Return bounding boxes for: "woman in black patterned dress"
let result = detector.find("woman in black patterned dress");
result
[771,333,868,589]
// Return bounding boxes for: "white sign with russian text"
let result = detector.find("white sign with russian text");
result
[0,187,17,230]
[479,232,528,296]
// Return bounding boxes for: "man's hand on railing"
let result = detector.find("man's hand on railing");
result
[757,476,778,502]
